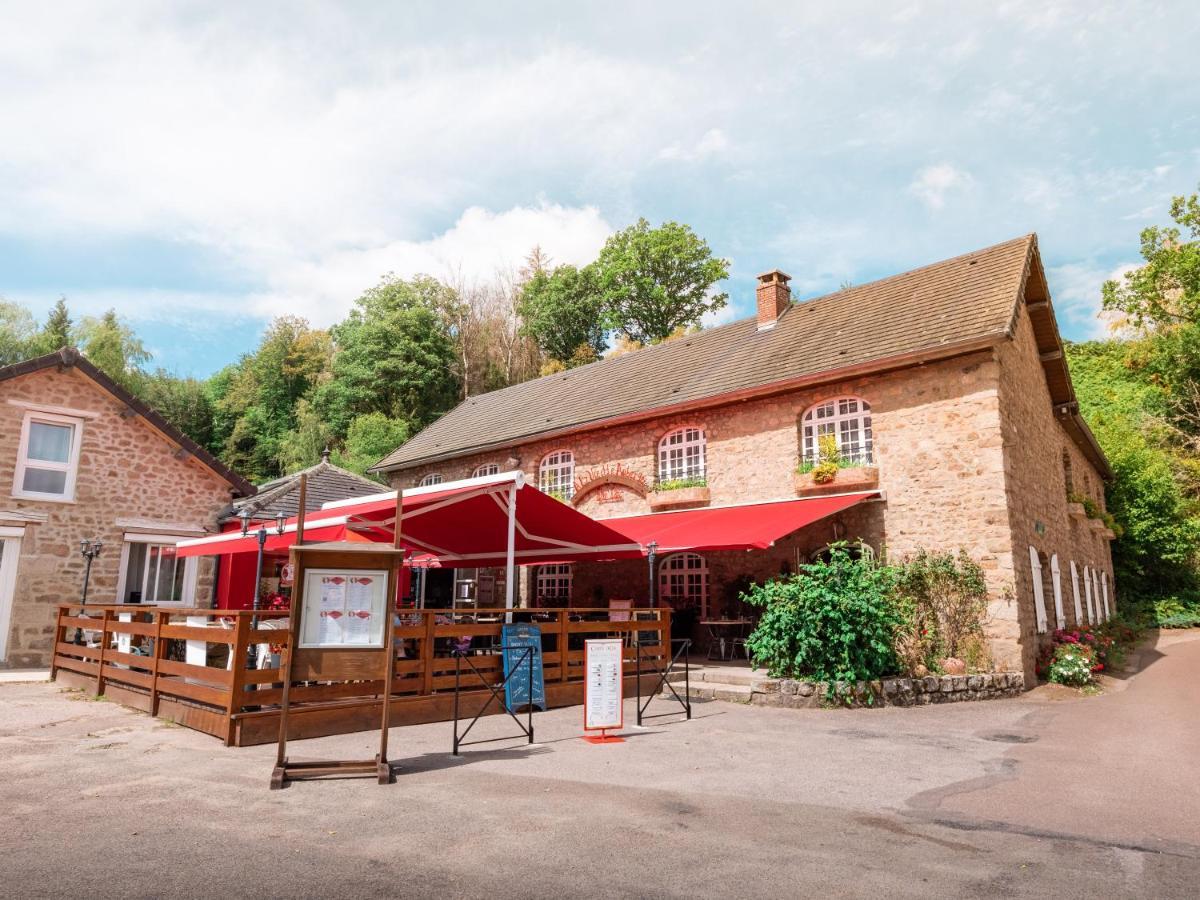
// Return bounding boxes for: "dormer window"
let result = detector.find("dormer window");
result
[801,398,873,466]
[13,411,83,502]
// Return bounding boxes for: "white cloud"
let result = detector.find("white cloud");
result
[247,203,614,324]
[658,128,732,163]
[1047,260,1141,339]
[907,164,974,210]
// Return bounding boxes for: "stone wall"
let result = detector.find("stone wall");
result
[995,306,1117,683]
[756,671,1026,709]
[0,367,235,667]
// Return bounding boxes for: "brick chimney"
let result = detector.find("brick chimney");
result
[756,269,792,330]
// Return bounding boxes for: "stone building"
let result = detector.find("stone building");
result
[371,234,1117,684]
[0,349,254,668]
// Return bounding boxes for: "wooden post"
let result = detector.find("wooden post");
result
[94,608,113,695]
[49,606,64,680]
[149,610,168,717]
[421,610,436,695]
[226,611,253,746]
[558,610,569,682]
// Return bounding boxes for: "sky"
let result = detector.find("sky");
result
[2,1,1199,376]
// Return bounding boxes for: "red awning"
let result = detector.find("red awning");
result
[177,472,643,567]
[603,492,880,553]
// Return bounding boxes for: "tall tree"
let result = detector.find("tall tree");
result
[334,412,410,479]
[137,371,217,452]
[1103,185,1200,329]
[0,299,38,365]
[314,275,461,440]
[77,308,150,389]
[594,218,730,344]
[517,264,607,366]
[37,297,75,353]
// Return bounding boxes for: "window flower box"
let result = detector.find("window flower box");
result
[1088,517,1108,534]
[1101,528,1117,541]
[1066,502,1087,521]
[794,465,879,497]
[647,484,711,511]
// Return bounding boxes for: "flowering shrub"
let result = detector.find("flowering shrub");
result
[1047,642,1096,686]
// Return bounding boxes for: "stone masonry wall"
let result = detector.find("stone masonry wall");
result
[995,306,1117,684]
[1,367,235,667]
[756,671,1026,709]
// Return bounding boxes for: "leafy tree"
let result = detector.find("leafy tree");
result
[594,218,730,344]
[315,275,460,439]
[36,297,75,353]
[136,371,217,451]
[517,264,607,365]
[334,412,410,479]
[276,398,331,474]
[77,309,150,389]
[1103,186,1200,328]
[0,300,37,365]
[215,316,332,482]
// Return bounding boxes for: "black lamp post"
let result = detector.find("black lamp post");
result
[239,510,287,668]
[75,538,104,644]
[647,540,658,608]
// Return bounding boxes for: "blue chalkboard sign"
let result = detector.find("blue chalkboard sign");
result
[502,623,546,712]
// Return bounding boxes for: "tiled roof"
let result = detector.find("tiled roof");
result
[226,459,383,522]
[373,235,1036,472]
[0,348,255,496]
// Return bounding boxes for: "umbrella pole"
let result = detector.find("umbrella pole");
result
[505,482,517,623]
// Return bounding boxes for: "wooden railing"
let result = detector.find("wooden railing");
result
[50,604,671,746]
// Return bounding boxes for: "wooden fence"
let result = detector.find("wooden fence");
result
[49,604,671,746]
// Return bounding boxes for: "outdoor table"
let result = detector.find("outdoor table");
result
[701,619,753,661]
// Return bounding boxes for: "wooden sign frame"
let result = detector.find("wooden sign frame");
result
[270,542,407,788]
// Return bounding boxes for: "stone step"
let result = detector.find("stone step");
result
[665,666,762,687]
[664,680,755,704]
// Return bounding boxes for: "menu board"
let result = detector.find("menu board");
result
[299,568,389,649]
[584,638,624,731]
[501,623,546,713]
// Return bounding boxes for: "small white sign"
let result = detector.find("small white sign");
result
[299,568,389,649]
[584,638,624,731]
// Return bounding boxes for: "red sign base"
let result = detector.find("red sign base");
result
[582,729,625,744]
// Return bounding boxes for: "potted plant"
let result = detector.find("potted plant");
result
[794,435,879,497]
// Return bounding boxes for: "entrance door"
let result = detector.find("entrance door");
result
[0,533,23,663]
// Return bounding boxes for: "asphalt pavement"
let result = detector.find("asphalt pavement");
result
[2,629,1198,899]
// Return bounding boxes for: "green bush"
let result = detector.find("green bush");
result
[742,544,904,683]
[893,550,991,673]
[1047,642,1096,687]
[655,476,707,491]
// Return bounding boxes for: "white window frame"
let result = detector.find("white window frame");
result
[419,473,444,487]
[473,463,499,478]
[12,410,84,503]
[1070,559,1083,625]
[1029,546,1048,634]
[1050,554,1065,631]
[801,397,874,466]
[658,426,706,483]
[114,533,197,606]
[659,552,709,617]
[0,528,24,662]
[535,563,572,605]
[538,450,575,499]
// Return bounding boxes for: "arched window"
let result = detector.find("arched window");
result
[658,427,706,483]
[419,473,444,487]
[659,552,709,615]
[539,450,575,499]
[801,397,873,466]
[473,463,499,478]
[535,564,572,605]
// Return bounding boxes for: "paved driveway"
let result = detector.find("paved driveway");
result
[3,630,1198,899]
